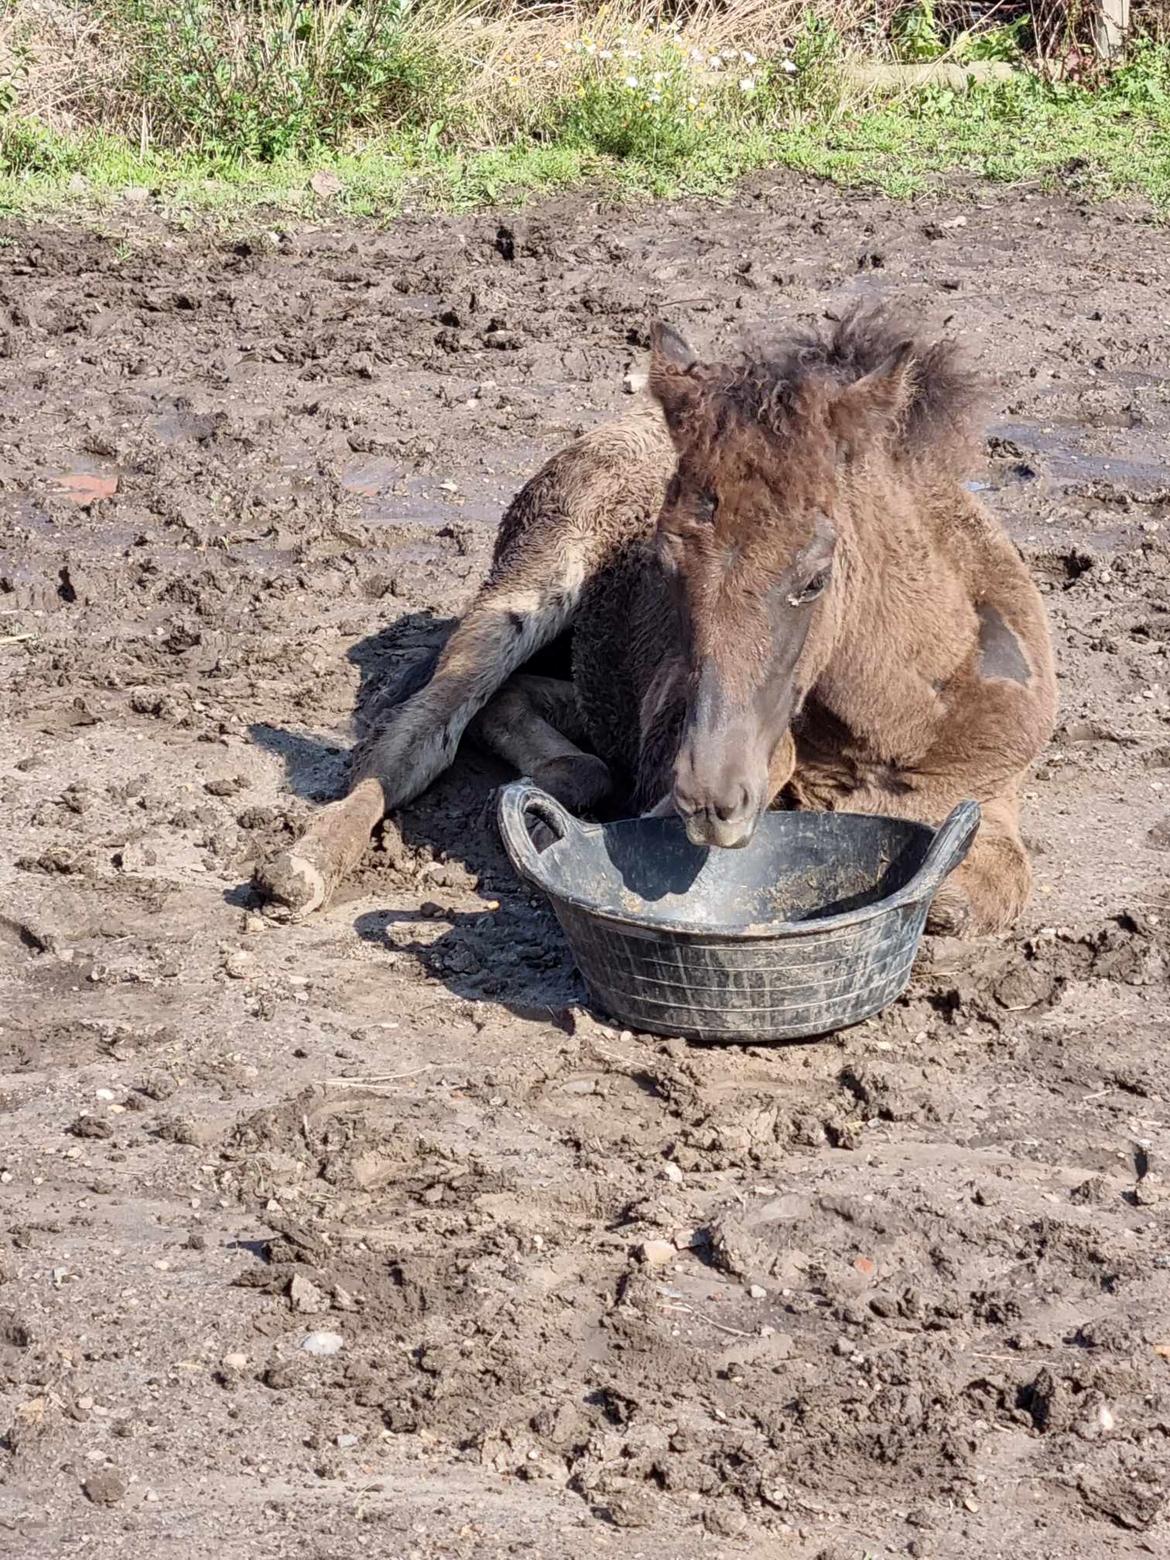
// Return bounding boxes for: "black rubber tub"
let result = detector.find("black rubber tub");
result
[498,780,980,1042]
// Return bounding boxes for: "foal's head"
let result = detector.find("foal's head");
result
[647,308,974,848]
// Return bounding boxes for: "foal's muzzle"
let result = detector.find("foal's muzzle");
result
[671,756,767,850]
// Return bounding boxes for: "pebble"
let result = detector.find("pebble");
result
[661,1161,684,1184]
[336,1433,359,1449]
[748,1284,767,1300]
[82,1467,128,1506]
[637,1240,677,1268]
[289,1274,328,1314]
[222,948,255,980]
[222,1352,249,1372]
[301,1330,344,1357]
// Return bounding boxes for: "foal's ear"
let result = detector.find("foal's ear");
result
[648,320,700,429]
[830,340,918,448]
[650,321,697,372]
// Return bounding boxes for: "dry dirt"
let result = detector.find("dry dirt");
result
[0,174,1168,1560]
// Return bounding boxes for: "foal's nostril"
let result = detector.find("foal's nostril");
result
[713,784,751,823]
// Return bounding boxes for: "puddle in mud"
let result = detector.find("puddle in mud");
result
[340,461,505,530]
[146,408,224,446]
[48,463,119,507]
[988,420,1170,493]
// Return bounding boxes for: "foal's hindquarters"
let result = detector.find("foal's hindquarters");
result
[254,401,675,917]
[783,501,1057,936]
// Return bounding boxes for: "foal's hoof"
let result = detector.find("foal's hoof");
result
[530,754,613,814]
[253,848,330,920]
[926,885,972,938]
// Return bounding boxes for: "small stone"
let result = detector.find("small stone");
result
[661,1161,684,1183]
[222,949,254,980]
[335,1433,359,1449]
[221,1352,248,1372]
[301,1330,344,1357]
[68,1114,112,1140]
[1134,1172,1165,1207]
[637,1240,677,1268]
[748,1284,767,1300]
[309,169,343,198]
[1070,1175,1110,1205]
[289,1274,327,1314]
[332,1286,357,1312]
[82,1467,128,1506]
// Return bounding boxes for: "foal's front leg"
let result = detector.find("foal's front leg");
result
[255,562,587,918]
[470,674,613,812]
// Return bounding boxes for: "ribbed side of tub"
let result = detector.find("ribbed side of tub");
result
[553,901,928,1041]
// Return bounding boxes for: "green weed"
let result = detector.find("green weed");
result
[103,0,454,160]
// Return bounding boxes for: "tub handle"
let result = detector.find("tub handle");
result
[497,780,592,885]
[894,799,981,907]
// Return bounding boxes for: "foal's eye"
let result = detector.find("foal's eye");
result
[658,531,683,575]
[787,569,830,607]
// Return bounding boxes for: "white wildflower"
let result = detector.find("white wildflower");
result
[708,54,724,70]
[648,91,662,103]
[782,58,798,73]
[740,76,756,94]
[743,51,758,66]
[625,74,639,87]
[599,48,613,59]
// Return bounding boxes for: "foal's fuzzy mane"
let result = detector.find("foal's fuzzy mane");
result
[714,304,983,470]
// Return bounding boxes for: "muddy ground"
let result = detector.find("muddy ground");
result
[0,174,1168,1560]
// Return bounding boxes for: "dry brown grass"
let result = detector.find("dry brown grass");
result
[1,0,874,145]
[2,0,132,132]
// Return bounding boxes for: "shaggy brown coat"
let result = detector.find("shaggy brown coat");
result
[258,306,1056,936]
